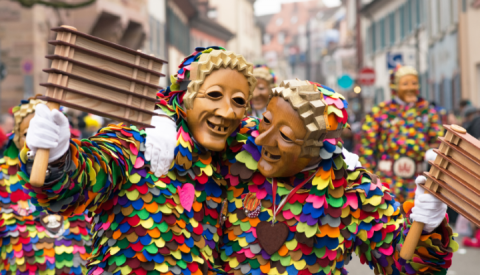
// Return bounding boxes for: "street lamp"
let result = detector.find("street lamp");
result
[354,85,362,94]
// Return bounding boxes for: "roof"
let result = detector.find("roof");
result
[190,16,235,42]
[360,0,384,14]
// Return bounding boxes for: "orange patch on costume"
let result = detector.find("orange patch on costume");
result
[317,224,340,238]
[177,219,186,228]
[403,201,414,214]
[192,201,203,212]
[328,114,339,130]
[260,262,271,273]
[351,208,361,219]
[147,228,161,239]
[145,202,159,213]
[278,245,289,257]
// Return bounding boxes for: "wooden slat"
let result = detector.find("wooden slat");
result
[45,55,163,91]
[438,137,480,178]
[51,27,168,64]
[48,40,165,78]
[443,124,480,163]
[433,149,480,193]
[40,83,159,118]
[43,70,158,102]
[424,173,480,227]
[37,96,153,128]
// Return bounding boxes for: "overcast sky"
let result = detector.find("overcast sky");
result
[254,0,342,16]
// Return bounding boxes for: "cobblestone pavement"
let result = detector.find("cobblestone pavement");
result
[345,243,480,274]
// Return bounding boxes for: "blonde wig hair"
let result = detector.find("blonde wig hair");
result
[12,99,46,148]
[184,49,257,109]
[271,80,345,158]
[391,65,419,91]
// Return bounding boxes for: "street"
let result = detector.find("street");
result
[346,243,480,274]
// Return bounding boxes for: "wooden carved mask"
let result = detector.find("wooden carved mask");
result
[397,74,419,104]
[252,78,270,111]
[186,68,250,151]
[256,97,314,178]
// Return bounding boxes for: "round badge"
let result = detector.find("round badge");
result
[393,157,416,179]
[243,193,261,218]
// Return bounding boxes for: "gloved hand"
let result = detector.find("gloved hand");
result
[424,148,438,162]
[145,109,177,177]
[410,175,447,233]
[26,104,70,162]
[342,147,362,171]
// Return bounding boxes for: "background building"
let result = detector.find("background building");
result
[458,0,480,107]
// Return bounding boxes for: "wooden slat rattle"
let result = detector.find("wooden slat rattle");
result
[400,124,480,260]
[29,25,167,187]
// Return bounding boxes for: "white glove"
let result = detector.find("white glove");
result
[410,176,447,233]
[342,147,362,171]
[26,104,70,162]
[424,149,438,162]
[144,109,177,177]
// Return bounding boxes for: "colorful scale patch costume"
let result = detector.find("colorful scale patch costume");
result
[19,47,230,275]
[0,135,92,275]
[220,84,457,275]
[359,97,443,203]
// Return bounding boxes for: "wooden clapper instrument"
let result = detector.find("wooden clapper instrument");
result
[400,124,480,260]
[30,25,167,187]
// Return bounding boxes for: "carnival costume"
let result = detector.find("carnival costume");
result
[19,47,256,275]
[248,65,277,118]
[359,66,443,203]
[0,100,91,275]
[219,82,457,275]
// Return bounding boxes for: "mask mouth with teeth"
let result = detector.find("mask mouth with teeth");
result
[256,79,347,178]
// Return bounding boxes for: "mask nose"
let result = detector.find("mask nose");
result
[255,126,277,147]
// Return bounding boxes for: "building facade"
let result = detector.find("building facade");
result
[0,0,150,113]
[361,0,429,105]
[208,0,262,63]
[458,0,480,107]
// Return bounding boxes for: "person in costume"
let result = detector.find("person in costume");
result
[248,65,276,118]
[359,65,443,203]
[0,99,92,275]
[19,47,256,275]
[219,79,456,275]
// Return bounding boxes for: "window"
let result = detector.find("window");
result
[400,5,405,39]
[375,87,385,104]
[463,0,467,12]
[416,0,421,26]
[389,12,395,45]
[167,6,190,55]
[278,32,285,44]
[407,0,412,34]
[371,21,376,53]
[380,18,386,50]
[366,25,372,54]
[276,18,283,26]
[207,8,217,19]
[263,33,271,44]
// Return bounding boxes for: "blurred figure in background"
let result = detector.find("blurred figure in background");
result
[359,65,443,203]
[0,114,14,157]
[248,65,276,118]
[462,106,480,139]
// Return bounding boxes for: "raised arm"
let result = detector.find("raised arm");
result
[345,169,457,274]
[19,104,176,216]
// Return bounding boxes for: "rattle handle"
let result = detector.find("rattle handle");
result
[399,221,425,260]
[399,189,429,261]
[30,102,61,187]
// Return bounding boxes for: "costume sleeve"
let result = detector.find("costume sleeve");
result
[18,124,144,217]
[426,107,444,148]
[359,109,380,170]
[344,169,458,275]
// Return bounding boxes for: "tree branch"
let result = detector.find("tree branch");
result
[11,0,96,9]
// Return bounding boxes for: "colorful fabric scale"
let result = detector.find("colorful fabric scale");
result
[359,98,443,202]
[19,47,228,275]
[0,135,91,275]
[220,88,456,274]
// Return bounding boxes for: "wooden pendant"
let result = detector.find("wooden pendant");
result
[257,221,289,255]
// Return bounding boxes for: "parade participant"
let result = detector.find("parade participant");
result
[359,65,443,203]
[19,47,256,275]
[220,80,457,275]
[248,65,276,118]
[0,99,91,275]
